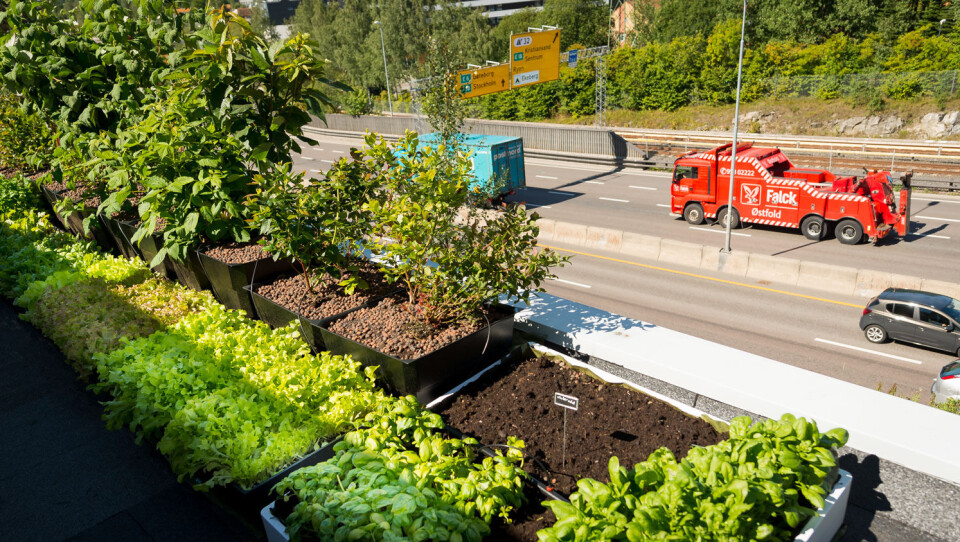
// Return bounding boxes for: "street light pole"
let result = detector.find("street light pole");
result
[374,20,393,116]
[722,0,748,254]
[940,19,947,37]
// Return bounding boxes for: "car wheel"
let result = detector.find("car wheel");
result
[683,203,705,225]
[864,324,888,344]
[717,207,740,229]
[836,219,864,245]
[801,215,826,241]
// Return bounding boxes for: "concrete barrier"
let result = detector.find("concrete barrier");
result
[620,232,661,260]
[798,261,859,296]
[585,226,623,252]
[541,218,960,301]
[746,253,801,285]
[553,221,587,246]
[658,239,703,268]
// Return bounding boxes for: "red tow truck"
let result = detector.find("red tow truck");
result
[669,142,911,244]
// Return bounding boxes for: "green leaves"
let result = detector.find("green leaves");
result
[537,414,848,541]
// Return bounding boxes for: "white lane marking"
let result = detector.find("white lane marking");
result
[312,148,324,151]
[599,197,629,203]
[912,233,951,239]
[310,169,323,173]
[690,226,751,237]
[585,181,604,185]
[525,204,552,209]
[913,197,958,204]
[331,150,345,154]
[536,175,558,180]
[302,157,315,161]
[916,215,960,223]
[814,338,923,365]
[321,160,334,164]
[549,190,576,196]
[656,204,670,208]
[629,185,657,190]
[550,278,592,289]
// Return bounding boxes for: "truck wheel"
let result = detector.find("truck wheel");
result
[801,215,826,241]
[864,324,888,344]
[836,219,864,245]
[683,203,705,225]
[717,207,740,229]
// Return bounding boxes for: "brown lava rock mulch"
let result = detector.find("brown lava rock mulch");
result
[255,261,399,322]
[328,297,510,360]
[202,241,274,265]
[437,355,724,498]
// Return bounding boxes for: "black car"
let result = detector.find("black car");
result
[859,288,960,356]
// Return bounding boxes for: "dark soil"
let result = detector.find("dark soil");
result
[437,355,724,498]
[255,261,399,322]
[487,482,557,541]
[202,242,273,265]
[328,297,510,360]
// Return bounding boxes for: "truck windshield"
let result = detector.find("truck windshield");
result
[673,166,698,181]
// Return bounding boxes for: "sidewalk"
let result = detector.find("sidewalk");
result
[0,300,263,542]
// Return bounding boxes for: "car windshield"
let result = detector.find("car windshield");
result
[944,299,960,322]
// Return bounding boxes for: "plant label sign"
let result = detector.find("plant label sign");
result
[554,392,579,411]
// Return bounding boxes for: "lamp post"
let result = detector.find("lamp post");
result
[373,20,393,116]
[722,0,748,254]
[939,19,947,37]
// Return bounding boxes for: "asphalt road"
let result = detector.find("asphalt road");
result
[290,134,958,402]
[293,134,960,283]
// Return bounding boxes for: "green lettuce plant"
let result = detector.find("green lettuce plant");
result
[274,396,528,542]
[538,414,849,542]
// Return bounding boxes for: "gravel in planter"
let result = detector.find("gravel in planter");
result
[255,261,399,321]
[437,355,724,497]
[327,295,512,360]
[203,241,273,264]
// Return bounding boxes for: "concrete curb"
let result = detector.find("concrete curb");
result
[538,218,960,300]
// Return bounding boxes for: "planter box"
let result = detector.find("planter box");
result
[319,302,516,403]
[198,251,294,316]
[245,283,301,331]
[39,185,68,229]
[169,250,210,292]
[207,437,341,521]
[123,220,176,278]
[794,468,852,542]
[260,467,852,542]
[99,215,141,260]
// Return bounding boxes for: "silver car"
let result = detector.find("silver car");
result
[932,360,960,403]
[859,288,960,357]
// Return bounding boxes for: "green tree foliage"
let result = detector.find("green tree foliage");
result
[538,0,609,50]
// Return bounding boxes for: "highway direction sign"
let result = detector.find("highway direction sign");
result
[457,64,510,99]
[510,29,561,88]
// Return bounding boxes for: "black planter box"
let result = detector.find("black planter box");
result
[123,221,176,278]
[99,215,141,260]
[169,251,211,292]
[198,251,294,316]
[40,185,68,229]
[319,302,516,403]
[209,437,341,520]
[245,283,301,331]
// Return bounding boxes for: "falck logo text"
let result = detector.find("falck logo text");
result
[741,184,761,205]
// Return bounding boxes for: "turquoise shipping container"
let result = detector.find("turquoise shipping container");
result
[416,133,526,199]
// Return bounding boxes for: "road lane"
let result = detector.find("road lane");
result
[291,133,960,282]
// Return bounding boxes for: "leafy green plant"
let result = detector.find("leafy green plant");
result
[370,132,567,325]
[934,398,960,415]
[538,414,849,542]
[274,396,527,542]
[0,171,42,219]
[343,88,372,116]
[92,304,384,488]
[0,91,52,170]
[0,213,93,297]
[252,143,384,295]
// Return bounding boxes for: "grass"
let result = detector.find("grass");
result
[552,96,960,140]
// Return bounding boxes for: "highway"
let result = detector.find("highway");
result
[291,133,959,402]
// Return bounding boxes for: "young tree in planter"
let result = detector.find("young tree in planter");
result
[250,135,390,296]
[371,132,567,326]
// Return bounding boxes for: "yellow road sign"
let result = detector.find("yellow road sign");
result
[457,64,510,99]
[510,29,561,88]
